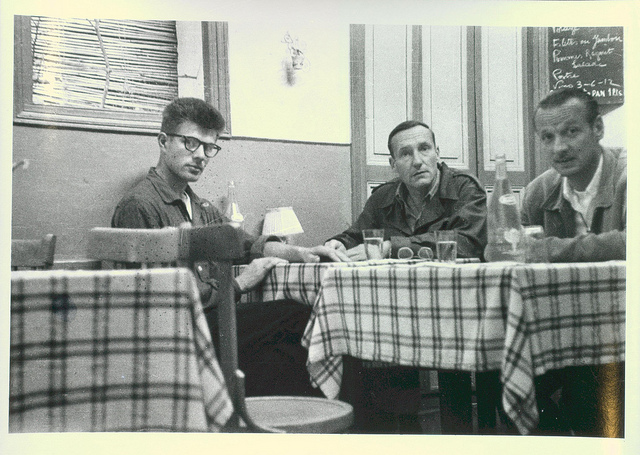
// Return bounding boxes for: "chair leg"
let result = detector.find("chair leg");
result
[230,370,284,433]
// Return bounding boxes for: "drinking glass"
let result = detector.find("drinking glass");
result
[362,229,385,260]
[523,225,545,262]
[436,230,457,263]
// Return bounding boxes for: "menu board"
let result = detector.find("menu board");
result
[548,27,624,104]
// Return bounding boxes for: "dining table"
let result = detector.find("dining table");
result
[10,267,234,432]
[236,258,626,435]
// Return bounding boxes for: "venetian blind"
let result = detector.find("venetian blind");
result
[31,17,178,112]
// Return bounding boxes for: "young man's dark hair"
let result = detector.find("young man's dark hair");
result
[160,97,226,133]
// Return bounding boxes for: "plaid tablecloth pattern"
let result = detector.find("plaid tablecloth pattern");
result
[235,259,625,435]
[10,268,233,432]
[235,259,447,306]
[501,261,626,434]
[301,260,625,435]
[302,262,517,396]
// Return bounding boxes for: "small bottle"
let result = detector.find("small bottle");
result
[225,181,245,229]
[484,154,525,262]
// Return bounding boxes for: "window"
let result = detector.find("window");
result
[14,16,231,134]
[31,17,178,111]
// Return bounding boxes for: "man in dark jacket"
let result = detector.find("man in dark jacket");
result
[325,120,487,434]
[113,97,347,399]
[326,121,486,261]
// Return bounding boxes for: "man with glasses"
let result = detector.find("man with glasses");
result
[324,120,488,434]
[112,97,347,399]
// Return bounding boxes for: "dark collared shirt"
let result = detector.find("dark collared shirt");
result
[112,167,269,305]
[112,167,222,228]
[329,162,487,259]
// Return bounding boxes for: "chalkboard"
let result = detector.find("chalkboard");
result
[548,27,624,104]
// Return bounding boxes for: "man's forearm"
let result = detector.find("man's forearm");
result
[263,241,305,262]
[529,230,626,263]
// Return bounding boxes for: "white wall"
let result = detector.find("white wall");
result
[601,105,627,148]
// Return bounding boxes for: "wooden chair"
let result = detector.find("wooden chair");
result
[88,225,353,433]
[11,234,57,270]
[86,224,353,432]
[185,224,354,433]
[87,227,184,268]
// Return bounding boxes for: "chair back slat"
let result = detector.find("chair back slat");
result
[11,234,57,270]
[87,227,182,267]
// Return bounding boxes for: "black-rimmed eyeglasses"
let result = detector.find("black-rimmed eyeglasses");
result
[163,132,221,158]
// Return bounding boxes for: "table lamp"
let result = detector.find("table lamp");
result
[262,207,304,243]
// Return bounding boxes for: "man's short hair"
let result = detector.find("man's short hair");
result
[161,97,226,133]
[387,120,437,157]
[535,88,600,128]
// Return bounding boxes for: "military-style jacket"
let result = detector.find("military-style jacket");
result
[329,162,487,259]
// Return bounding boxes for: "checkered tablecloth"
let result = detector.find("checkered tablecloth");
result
[234,259,625,435]
[10,268,233,432]
[235,258,448,306]
[501,261,626,434]
[302,261,517,394]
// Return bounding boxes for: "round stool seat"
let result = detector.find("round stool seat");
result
[245,396,354,433]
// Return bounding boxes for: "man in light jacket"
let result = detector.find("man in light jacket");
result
[520,87,626,437]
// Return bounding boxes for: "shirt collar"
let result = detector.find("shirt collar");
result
[147,167,200,205]
[395,164,441,204]
[562,153,603,212]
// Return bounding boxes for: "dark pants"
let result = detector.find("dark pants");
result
[438,370,473,434]
[533,363,625,437]
[475,370,518,434]
[339,360,422,434]
[205,299,322,397]
[340,359,475,434]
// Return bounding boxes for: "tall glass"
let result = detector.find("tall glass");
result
[523,225,545,262]
[362,229,384,260]
[436,230,457,263]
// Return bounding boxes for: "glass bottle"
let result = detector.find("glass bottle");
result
[484,154,525,262]
[225,181,245,229]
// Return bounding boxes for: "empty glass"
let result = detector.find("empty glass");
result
[523,225,545,262]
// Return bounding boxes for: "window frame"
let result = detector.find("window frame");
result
[202,21,231,138]
[13,16,231,135]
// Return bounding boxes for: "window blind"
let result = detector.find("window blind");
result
[31,17,178,112]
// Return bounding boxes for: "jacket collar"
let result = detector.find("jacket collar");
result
[380,162,458,209]
[146,167,202,205]
[541,147,616,212]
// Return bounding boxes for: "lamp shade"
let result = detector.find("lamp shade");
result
[262,207,304,237]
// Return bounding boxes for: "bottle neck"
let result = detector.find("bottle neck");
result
[495,155,508,180]
[226,181,244,225]
[227,181,237,200]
